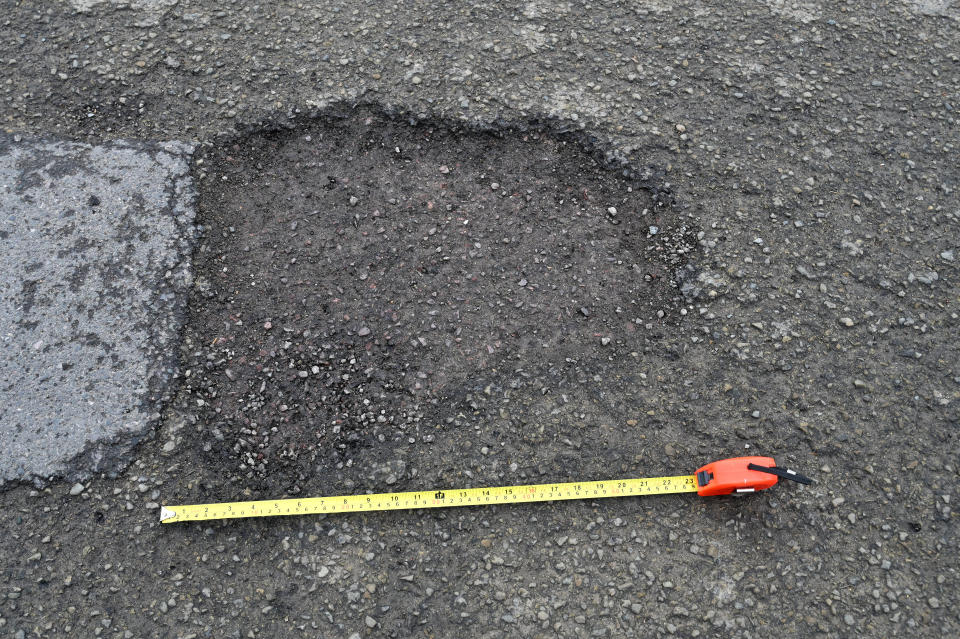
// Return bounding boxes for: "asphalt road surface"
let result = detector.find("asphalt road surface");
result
[0,137,194,483]
[0,1,957,638]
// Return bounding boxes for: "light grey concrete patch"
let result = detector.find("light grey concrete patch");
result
[0,137,195,483]
[70,0,177,14]
[905,0,960,19]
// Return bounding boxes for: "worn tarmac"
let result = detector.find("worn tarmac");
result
[0,137,194,483]
[0,1,957,637]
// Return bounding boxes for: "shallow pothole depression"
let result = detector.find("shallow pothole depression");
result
[179,108,699,495]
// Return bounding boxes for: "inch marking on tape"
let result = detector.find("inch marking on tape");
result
[161,456,812,524]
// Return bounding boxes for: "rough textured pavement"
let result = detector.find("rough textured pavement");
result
[0,138,195,483]
[180,110,688,494]
[0,1,958,638]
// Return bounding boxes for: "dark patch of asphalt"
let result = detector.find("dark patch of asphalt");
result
[0,1,957,638]
[181,108,684,497]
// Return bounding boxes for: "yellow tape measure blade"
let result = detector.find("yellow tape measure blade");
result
[161,474,698,524]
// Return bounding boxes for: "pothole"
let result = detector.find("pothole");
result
[178,107,698,494]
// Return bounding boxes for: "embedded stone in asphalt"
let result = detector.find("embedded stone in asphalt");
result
[0,137,195,483]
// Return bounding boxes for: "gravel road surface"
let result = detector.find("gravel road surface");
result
[0,1,957,638]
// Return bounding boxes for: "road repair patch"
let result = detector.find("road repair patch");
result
[0,136,195,483]
[178,108,697,494]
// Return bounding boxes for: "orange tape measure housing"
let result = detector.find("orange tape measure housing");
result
[694,456,779,496]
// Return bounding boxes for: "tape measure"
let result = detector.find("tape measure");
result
[160,456,812,524]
